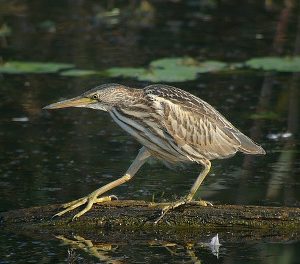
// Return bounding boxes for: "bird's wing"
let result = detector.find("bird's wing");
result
[145,85,243,160]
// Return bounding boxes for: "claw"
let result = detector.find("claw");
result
[154,199,186,225]
[51,214,59,220]
[110,195,118,200]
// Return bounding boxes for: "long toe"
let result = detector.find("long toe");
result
[154,198,213,224]
[154,199,187,224]
[53,198,87,218]
[72,194,117,220]
[61,197,87,208]
[72,200,94,220]
[53,194,117,219]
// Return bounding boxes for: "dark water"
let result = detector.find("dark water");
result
[0,1,299,263]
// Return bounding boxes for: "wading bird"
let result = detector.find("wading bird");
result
[44,83,265,223]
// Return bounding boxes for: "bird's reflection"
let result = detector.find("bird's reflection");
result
[56,235,122,263]
[55,234,221,263]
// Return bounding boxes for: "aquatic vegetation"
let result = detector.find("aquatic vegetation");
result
[1,56,300,82]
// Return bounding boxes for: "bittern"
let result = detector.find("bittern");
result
[44,83,265,222]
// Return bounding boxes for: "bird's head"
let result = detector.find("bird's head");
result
[43,83,131,111]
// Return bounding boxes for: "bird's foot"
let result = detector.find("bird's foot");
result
[53,194,118,220]
[154,198,213,224]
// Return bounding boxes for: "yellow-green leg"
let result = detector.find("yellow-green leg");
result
[154,159,212,224]
[54,147,151,220]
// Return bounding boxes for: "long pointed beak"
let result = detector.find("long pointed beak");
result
[43,96,95,110]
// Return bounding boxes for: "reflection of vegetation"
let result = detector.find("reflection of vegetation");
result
[250,111,280,120]
[0,23,11,37]
[237,0,299,212]
[1,56,300,82]
[37,20,56,33]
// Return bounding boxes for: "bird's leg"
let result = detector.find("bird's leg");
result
[184,159,212,205]
[154,160,212,224]
[54,147,151,220]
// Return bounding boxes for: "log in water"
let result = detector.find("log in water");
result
[1,201,299,243]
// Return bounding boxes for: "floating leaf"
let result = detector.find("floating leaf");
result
[60,69,99,77]
[137,67,199,82]
[105,67,146,78]
[149,57,226,72]
[143,59,226,82]
[106,57,227,82]
[144,57,199,81]
[246,57,300,72]
[2,56,300,79]
[149,57,195,67]
[0,61,74,74]
[197,61,227,72]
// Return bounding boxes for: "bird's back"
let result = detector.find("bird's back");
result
[143,84,265,162]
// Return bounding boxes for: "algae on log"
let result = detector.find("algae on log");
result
[1,200,299,243]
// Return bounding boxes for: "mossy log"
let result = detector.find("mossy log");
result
[1,201,299,243]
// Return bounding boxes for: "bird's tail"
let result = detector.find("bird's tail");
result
[237,132,266,155]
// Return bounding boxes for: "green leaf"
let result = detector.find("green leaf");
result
[197,60,227,72]
[246,57,300,72]
[60,69,99,77]
[149,57,226,72]
[105,67,146,78]
[105,57,227,82]
[0,61,74,74]
[137,67,199,82]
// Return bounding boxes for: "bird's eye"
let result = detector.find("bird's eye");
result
[92,94,98,100]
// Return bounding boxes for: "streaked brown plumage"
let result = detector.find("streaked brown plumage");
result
[44,83,265,222]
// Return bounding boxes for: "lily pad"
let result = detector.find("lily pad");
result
[105,67,145,78]
[106,65,199,82]
[60,69,99,77]
[149,57,197,68]
[106,57,227,82]
[142,58,226,82]
[3,56,300,79]
[246,57,300,72]
[0,61,74,74]
[197,61,227,72]
[149,57,226,72]
[137,67,199,82]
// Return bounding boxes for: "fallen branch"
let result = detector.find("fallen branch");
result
[1,201,299,242]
